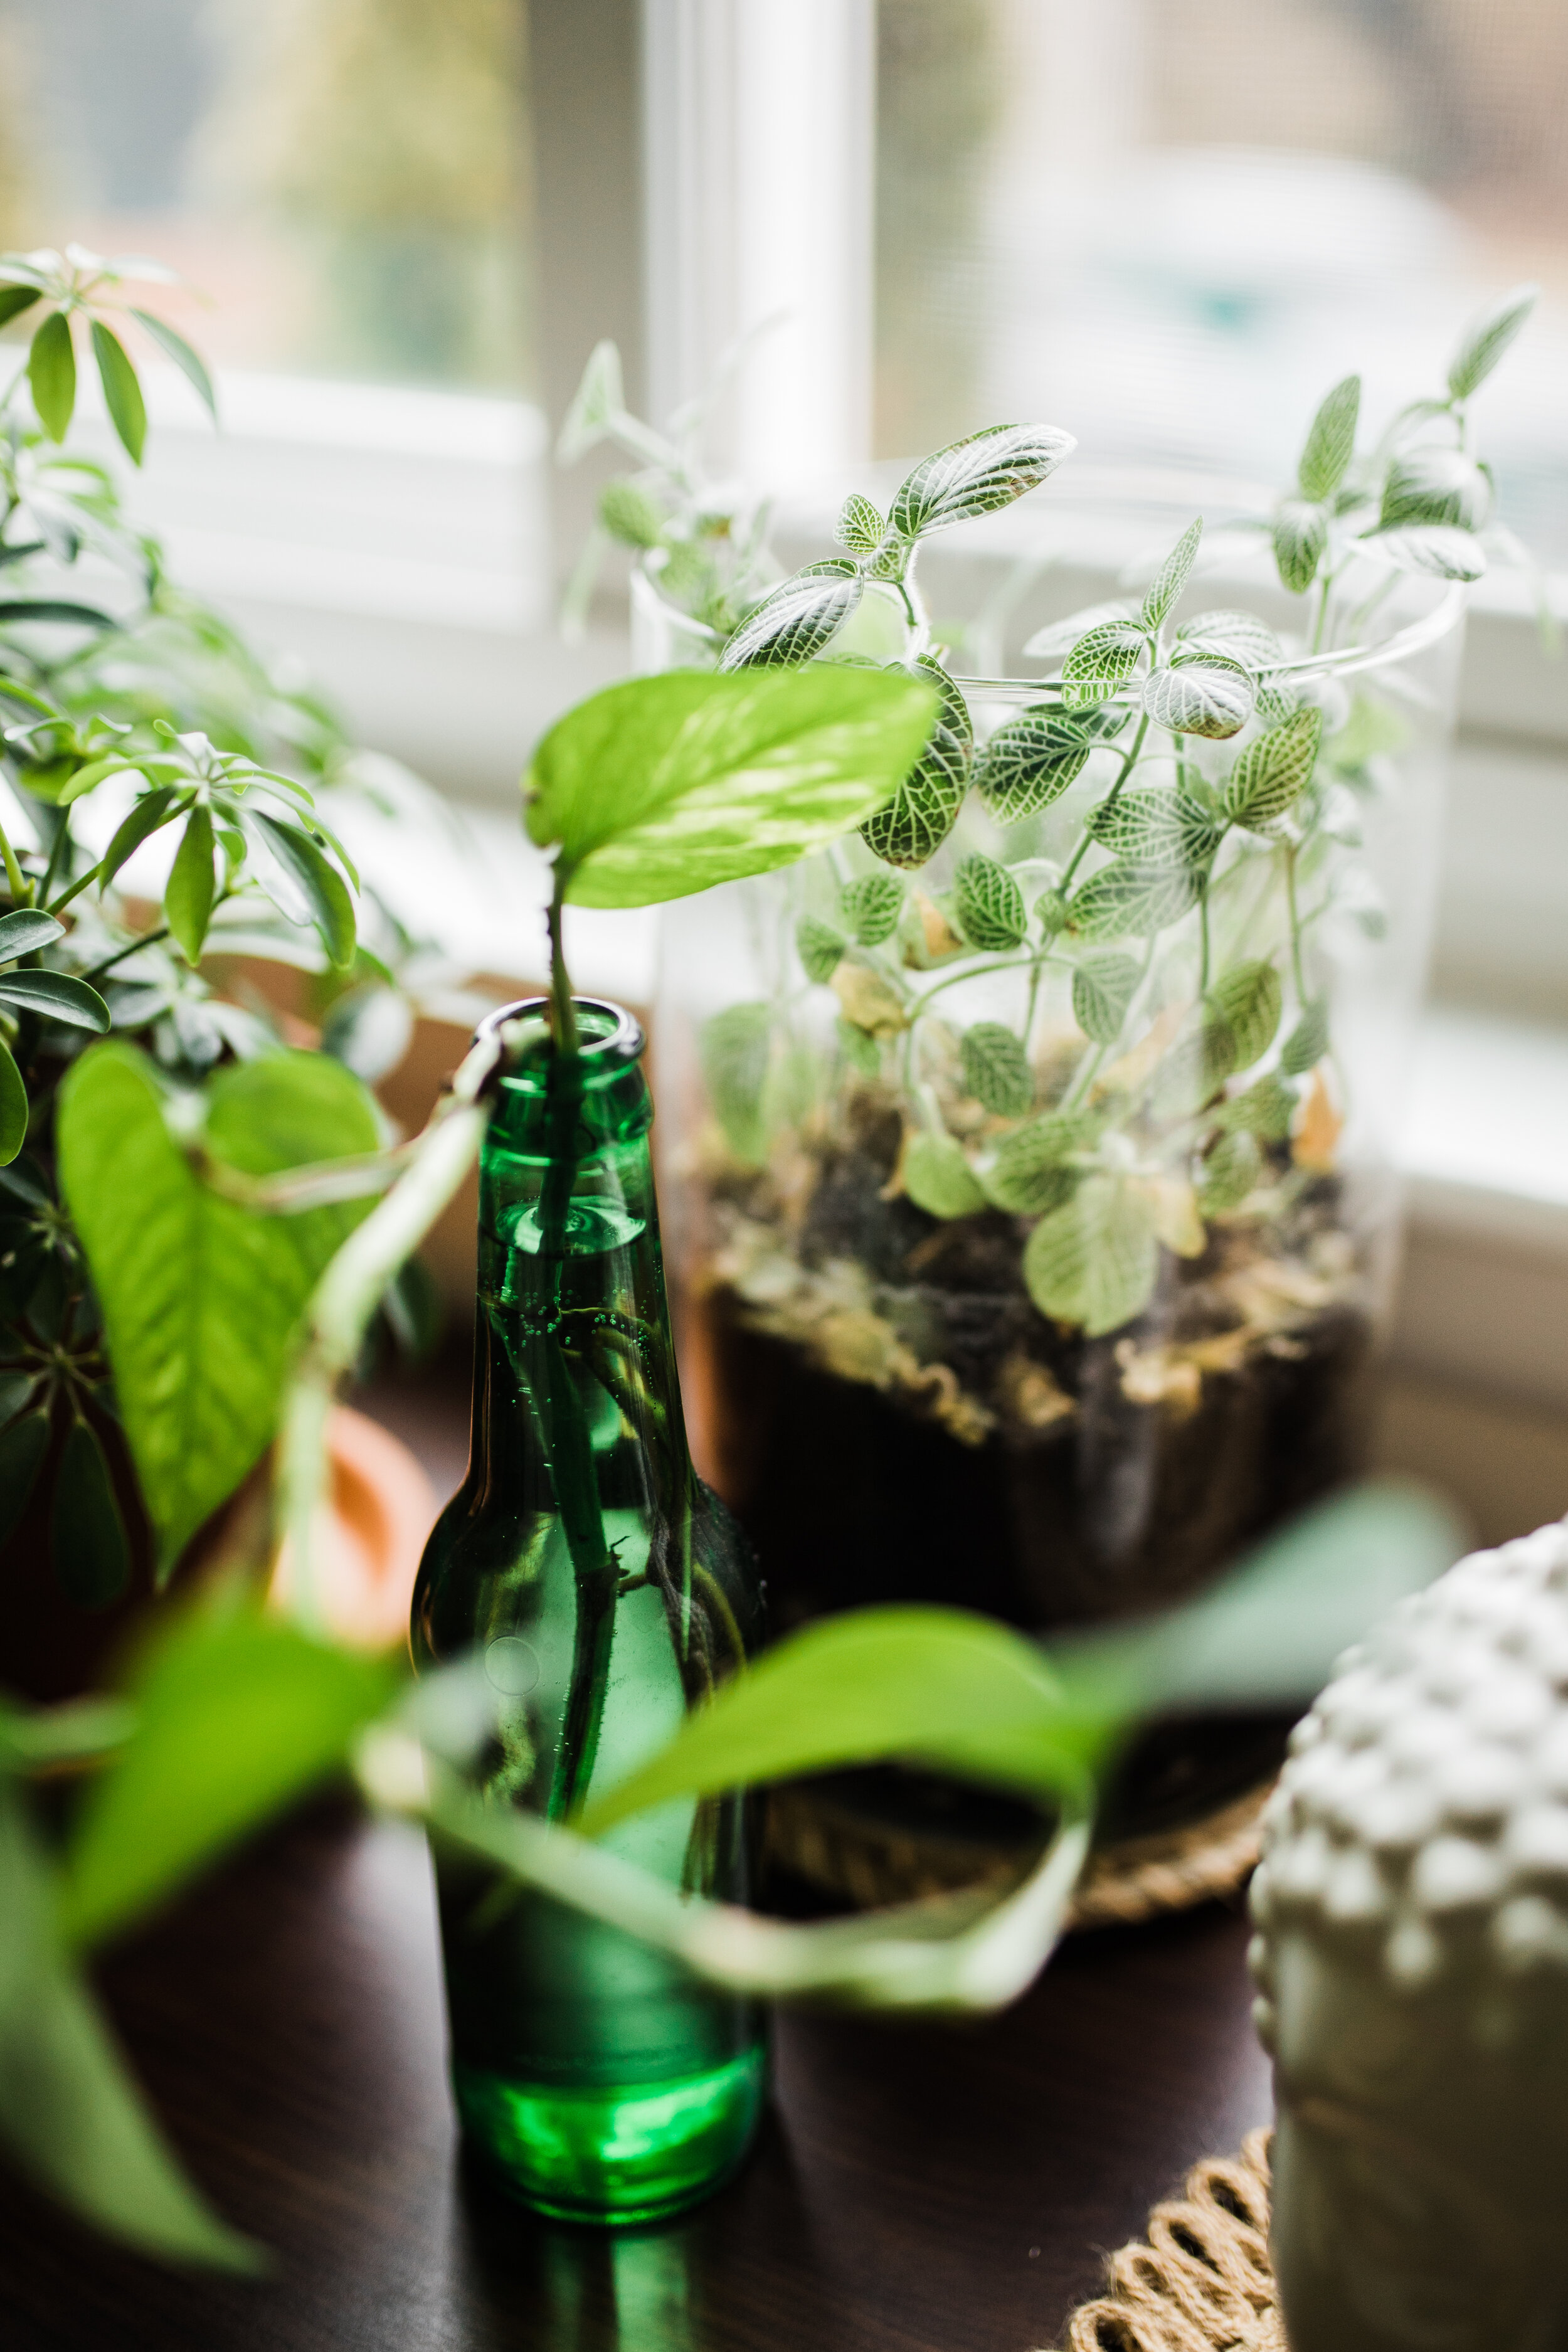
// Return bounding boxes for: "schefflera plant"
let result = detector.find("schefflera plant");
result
[649,291,1534,1640]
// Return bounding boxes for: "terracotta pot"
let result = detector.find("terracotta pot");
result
[270,1405,438,1651]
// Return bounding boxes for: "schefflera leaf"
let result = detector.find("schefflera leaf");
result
[57,1044,381,1582]
[525,668,936,905]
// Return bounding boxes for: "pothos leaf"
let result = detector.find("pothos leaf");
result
[527,670,936,905]
[0,1786,261,2272]
[1022,1175,1158,1337]
[1067,859,1202,941]
[56,1043,380,1580]
[1138,518,1202,630]
[1143,652,1254,739]
[1061,621,1147,708]
[973,709,1090,820]
[1271,499,1327,595]
[951,854,1026,951]
[839,872,905,946]
[719,562,862,669]
[960,1023,1033,1116]
[1296,375,1360,503]
[903,1131,987,1220]
[888,422,1075,539]
[1071,951,1141,1046]
[796,916,845,984]
[1448,284,1537,401]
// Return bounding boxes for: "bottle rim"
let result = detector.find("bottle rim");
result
[474,995,646,1081]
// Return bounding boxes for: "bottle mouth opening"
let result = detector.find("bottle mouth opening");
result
[475,995,646,1080]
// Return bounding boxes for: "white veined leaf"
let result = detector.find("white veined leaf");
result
[1365,524,1486,582]
[796,916,845,984]
[1448,283,1537,401]
[1022,1175,1158,1337]
[889,421,1075,540]
[1066,859,1203,941]
[1280,998,1330,1076]
[1061,622,1148,709]
[1215,1074,1298,1141]
[1296,376,1360,503]
[1138,518,1202,631]
[835,492,884,555]
[1221,707,1323,833]
[1174,610,1285,674]
[973,710,1091,821]
[951,853,1026,951]
[1071,952,1141,1046]
[985,1110,1099,1215]
[960,1022,1034,1117]
[556,338,625,464]
[1379,447,1492,532]
[839,872,905,946]
[912,654,974,751]
[1022,600,1136,662]
[1142,654,1254,739]
[1271,500,1327,595]
[1088,788,1221,869]
[700,1002,773,1166]
[903,1131,988,1220]
[1199,1128,1261,1214]
[861,698,969,871]
[1203,960,1282,1080]
[719,561,864,669]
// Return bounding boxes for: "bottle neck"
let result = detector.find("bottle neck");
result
[467,1005,692,1499]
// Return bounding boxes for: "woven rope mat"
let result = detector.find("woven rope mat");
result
[1048,2129,1285,2352]
[765,1779,1270,1929]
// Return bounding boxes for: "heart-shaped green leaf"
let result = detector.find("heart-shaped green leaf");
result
[56,1043,379,1580]
[526,669,935,906]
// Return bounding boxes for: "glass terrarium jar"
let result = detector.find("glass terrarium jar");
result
[653,537,1464,1850]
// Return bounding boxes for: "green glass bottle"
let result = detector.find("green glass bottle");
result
[411,997,766,2225]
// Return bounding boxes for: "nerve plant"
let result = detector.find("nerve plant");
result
[0,650,1458,2268]
[567,290,1537,1459]
[0,245,480,1601]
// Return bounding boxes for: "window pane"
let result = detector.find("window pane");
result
[0,0,535,391]
[876,0,1568,559]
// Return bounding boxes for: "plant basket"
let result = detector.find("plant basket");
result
[653,531,1465,1871]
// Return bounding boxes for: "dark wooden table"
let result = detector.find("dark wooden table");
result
[0,1798,1269,2352]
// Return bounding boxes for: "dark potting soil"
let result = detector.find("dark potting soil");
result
[689,1135,1375,1846]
